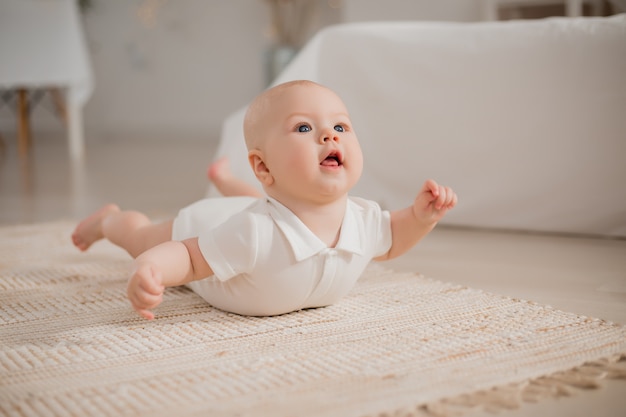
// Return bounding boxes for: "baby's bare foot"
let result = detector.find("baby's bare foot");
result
[207,156,231,183]
[207,156,263,198]
[72,204,120,251]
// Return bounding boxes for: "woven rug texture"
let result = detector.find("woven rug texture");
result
[1,221,625,417]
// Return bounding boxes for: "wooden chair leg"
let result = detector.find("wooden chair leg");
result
[17,88,31,157]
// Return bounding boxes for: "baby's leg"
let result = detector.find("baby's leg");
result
[72,204,173,258]
[208,157,263,198]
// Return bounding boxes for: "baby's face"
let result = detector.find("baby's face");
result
[258,84,363,205]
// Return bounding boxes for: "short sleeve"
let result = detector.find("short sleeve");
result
[373,205,392,258]
[347,197,392,258]
[197,212,258,282]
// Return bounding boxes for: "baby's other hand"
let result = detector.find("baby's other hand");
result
[413,179,457,224]
[127,262,165,320]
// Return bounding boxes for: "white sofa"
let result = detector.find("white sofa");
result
[209,15,626,237]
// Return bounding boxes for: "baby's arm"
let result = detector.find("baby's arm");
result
[127,238,213,320]
[376,179,457,261]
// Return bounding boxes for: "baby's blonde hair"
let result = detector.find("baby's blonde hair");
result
[243,80,326,150]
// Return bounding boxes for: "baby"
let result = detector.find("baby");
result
[72,80,457,320]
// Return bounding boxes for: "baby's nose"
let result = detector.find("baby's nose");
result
[320,132,340,144]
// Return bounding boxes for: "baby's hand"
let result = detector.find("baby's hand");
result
[127,262,165,320]
[413,179,457,224]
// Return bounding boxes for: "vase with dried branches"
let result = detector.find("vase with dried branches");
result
[264,0,318,84]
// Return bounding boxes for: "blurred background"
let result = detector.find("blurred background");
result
[0,0,624,225]
[1,0,623,146]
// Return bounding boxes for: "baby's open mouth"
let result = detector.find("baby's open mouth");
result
[320,151,342,167]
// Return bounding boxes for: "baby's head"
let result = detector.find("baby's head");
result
[244,80,363,205]
[243,80,323,149]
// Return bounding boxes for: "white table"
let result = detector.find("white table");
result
[0,0,93,160]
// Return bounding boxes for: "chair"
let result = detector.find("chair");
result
[0,0,93,160]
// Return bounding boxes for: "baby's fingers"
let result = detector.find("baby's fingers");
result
[438,186,457,210]
[447,188,458,209]
[434,186,446,210]
[134,288,163,308]
[129,290,163,319]
[135,264,164,295]
[430,185,457,211]
[136,308,155,321]
[422,179,440,200]
[128,264,164,320]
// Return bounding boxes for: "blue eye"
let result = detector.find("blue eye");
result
[334,125,344,132]
[298,124,311,132]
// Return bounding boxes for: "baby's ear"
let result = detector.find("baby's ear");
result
[248,151,274,186]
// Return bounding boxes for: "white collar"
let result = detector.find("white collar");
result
[265,197,365,262]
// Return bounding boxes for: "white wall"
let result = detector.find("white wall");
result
[82,0,269,141]
[0,0,484,143]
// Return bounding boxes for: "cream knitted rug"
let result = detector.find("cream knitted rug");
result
[1,221,625,417]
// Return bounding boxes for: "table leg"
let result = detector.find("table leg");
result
[67,97,84,160]
[50,88,68,127]
[17,88,31,156]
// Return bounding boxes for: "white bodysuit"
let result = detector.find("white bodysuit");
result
[172,196,392,316]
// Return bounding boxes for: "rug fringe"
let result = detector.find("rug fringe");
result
[407,354,626,417]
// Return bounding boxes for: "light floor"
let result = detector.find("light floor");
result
[1,134,625,417]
